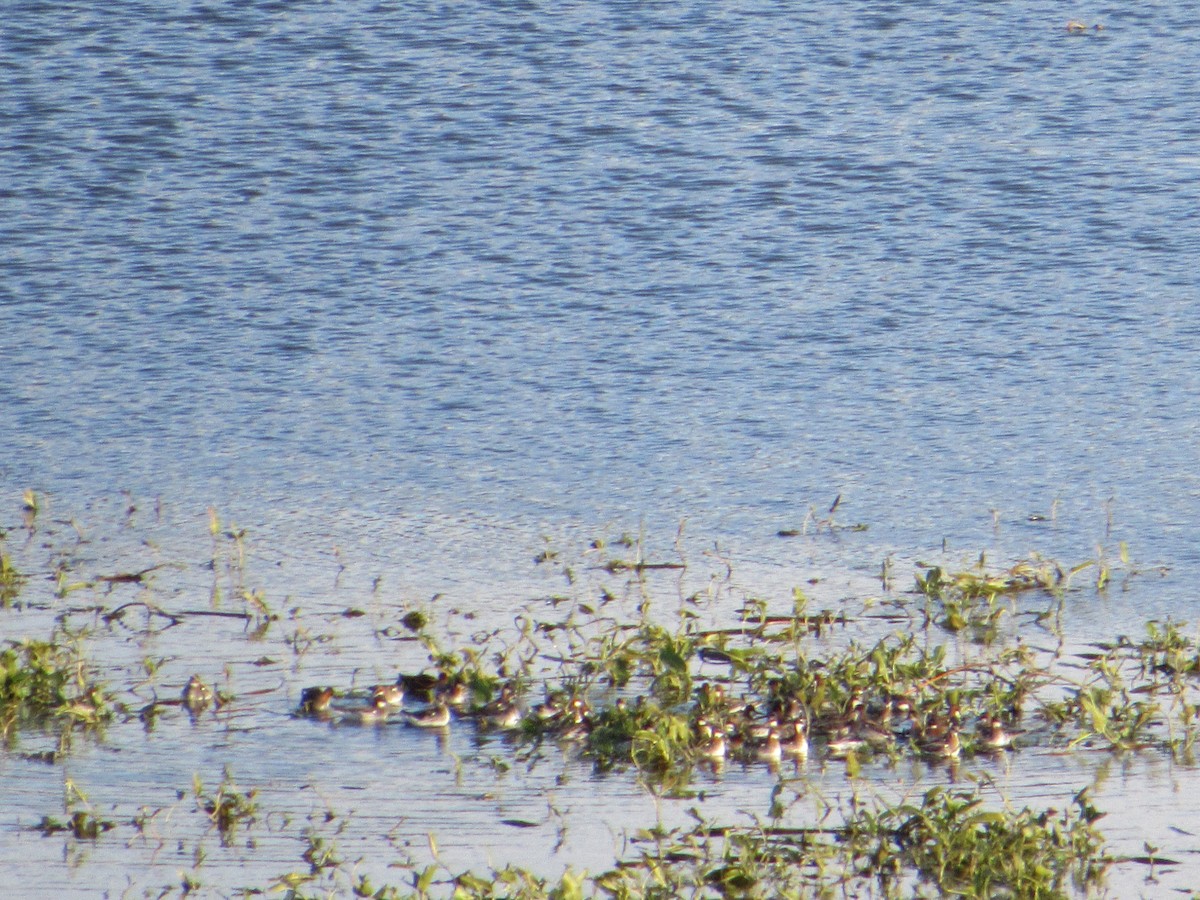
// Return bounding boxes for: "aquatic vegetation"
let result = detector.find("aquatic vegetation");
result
[915,554,1064,601]
[3,498,1194,895]
[195,767,258,846]
[594,787,1105,898]
[0,549,23,607]
[300,828,343,873]
[777,494,869,537]
[33,779,118,841]
[915,554,1069,641]
[843,787,1109,899]
[453,866,586,900]
[240,586,278,635]
[0,632,114,739]
[281,546,1200,781]
[258,785,1108,899]
[34,809,117,840]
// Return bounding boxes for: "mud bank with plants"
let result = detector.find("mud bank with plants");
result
[0,490,1196,897]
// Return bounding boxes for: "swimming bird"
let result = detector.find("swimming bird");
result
[344,693,391,725]
[977,716,1018,751]
[825,732,869,758]
[812,691,866,737]
[723,721,746,755]
[550,698,593,741]
[531,692,568,723]
[780,720,809,758]
[753,728,783,763]
[482,701,521,730]
[743,715,779,743]
[182,675,213,711]
[371,683,405,708]
[475,685,521,729]
[554,712,591,742]
[435,679,469,708]
[698,731,727,760]
[397,671,441,699]
[820,703,888,756]
[405,702,451,728]
[298,686,335,716]
[695,681,728,713]
[916,727,961,759]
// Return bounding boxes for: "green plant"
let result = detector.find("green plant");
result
[0,548,23,606]
[0,634,113,738]
[846,787,1108,898]
[195,768,258,846]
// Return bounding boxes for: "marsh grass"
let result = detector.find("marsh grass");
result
[34,809,117,840]
[195,767,259,847]
[262,785,1108,900]
[0,545,23,607]
[0,630,114,740]
[842,786,1108,899]
[680,788,1100,899]
[33,779,118,841]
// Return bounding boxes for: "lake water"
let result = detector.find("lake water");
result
[3,0,1200,895]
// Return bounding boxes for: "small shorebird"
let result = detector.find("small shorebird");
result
[555,713,591,742]
[724,721,746,755]
[821,707,880,757]
[531,693,567,722]
[780,720,809,758]
[813,692,865,737]
[436,679,469,708]
[539,696,590,736]
[182,675,213,711]
[405,702,451,728]
[916,702,962,740]
[977,716,1018,751]
[344,693,391,725]
[754,729,783,763]
[916,728,961,759]
[482,702,521,730]
[298,686,335,716]
[398,671,467,706]
[398,671,440,698]
[551,698,593,741]
[476,686,521,729]
[371,683,405,708]
[699,731,727,760]
[826,732,868,758]
[743,715,779,743]
[696,681,727,713]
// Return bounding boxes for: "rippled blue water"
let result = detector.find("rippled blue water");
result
[3,2,1200,893]
[6,2,1200,582]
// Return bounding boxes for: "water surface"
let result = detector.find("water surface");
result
[3,0,1200,894]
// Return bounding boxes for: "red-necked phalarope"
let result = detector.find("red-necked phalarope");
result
[977,716,1019,751]
[298,686,335,716]
[182,675,213,711]
[476,686,521,729]
[345,693,391,725]
[405,702,451,728]
[371,683,405,708]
